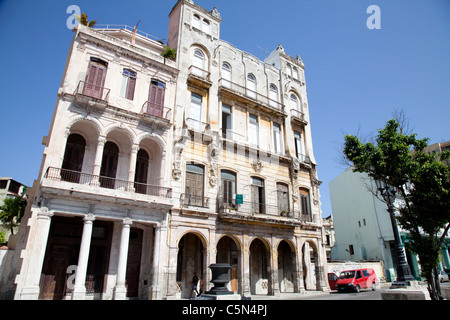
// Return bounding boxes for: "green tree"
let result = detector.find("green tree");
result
[343,119,450,300]
[0,195,27,236]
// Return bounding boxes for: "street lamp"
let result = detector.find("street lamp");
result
[375,179,416,287]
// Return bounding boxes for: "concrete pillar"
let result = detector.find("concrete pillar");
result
[241,235,251,297]
[270,240,280,296]
[92,137,106,177]
[150,224,161,300]
[113,217,133,300]
[15,208,53,300]
[72,214,95,300]
[127,144,138,189]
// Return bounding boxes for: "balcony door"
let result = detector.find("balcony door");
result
[84,58,107,99]
[61,133,86,183]
[251,177,265,214]
[100,141,119,189]
[147,79,165,118]
[185,163,204,207]
[134,149,149,194]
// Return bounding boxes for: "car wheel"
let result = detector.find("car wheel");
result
[354,285,360,293]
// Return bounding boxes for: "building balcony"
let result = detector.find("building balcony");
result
[74,81,110,106]
[218,79,286,118]
[290,109,308,126]
[187,65,212,90]
[141,101,172,126]
[42,167,173,207]
[217,197,301,228]
[179,193,211,217]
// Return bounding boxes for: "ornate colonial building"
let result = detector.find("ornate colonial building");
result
[1,0,328,300]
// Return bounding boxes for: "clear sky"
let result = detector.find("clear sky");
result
[0,0,449,218]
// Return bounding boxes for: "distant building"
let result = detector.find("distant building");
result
[2,0,328,300]
[0,178,27,241]
[330,166,450,282]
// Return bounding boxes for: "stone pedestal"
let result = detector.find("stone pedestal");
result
[381,281,430,300]
[194,263,243,300]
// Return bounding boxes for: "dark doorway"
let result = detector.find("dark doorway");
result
[39,216,112,300]
[100,141,119,189]
[125,228,143,297]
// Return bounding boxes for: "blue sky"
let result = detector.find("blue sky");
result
[0,0,449,218]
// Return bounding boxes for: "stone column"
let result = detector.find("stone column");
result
[113,217,133,300]
[241,235,251,297]
[15,208,53,300]
[127,145,139,191]
[270,240,280,296]
[150,224,161,300]
[72,214,95,300]
[92,137,106,178]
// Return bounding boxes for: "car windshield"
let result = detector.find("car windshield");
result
[339,271,355,279]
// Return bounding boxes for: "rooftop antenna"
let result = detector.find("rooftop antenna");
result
[257,46,269,55]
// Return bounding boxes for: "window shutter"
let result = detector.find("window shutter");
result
[126,76,136,100]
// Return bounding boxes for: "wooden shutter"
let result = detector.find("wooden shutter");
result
[126,76,136,100]
[84,60,107,99]
[147,80,165,117]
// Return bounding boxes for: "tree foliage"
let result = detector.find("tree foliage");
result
[343,119,450,300]
[0,195,27,236]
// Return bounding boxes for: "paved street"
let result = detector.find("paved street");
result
[251,282,450,300]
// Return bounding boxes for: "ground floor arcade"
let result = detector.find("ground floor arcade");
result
[12,210,328,300]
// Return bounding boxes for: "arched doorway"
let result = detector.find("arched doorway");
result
[278,240,295,293]
[62,133,86,183]
[302,241,320,290]
[216,236,240,293]
[100,141,119,189]
[176,233,205,298]
[249,238,269,295]
[134,149,149,194]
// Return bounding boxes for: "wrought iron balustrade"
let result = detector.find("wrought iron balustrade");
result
[44,167,172,198]
[74,81,110,101]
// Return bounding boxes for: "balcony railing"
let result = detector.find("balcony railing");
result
[181,193,210,208]
[74,81,110,102]
[141,102,172,121]
[44,167,172,198]
[218,78,285,114]
[290,109,308,125]
[217,197,292,216]
[188,65,211,82]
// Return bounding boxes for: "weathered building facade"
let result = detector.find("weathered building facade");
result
[1,0,328,300]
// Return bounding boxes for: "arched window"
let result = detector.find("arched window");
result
[269,83,278,108]
[202,19,211,34]
[251,177,265,214]
[246,73,256,99]
[84,57,108,99]
[221,62,232,87]
[62,133,86,182]
[290,93,300,111]
[134,149,149,194]
[192,14,201,29]
[100,141,119,189]
[277,183,289,216]
[193,49,205,70]
[221,170,236,208]
[120,69,136,100]
[299,188,311,218]
[185,163,205,207]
